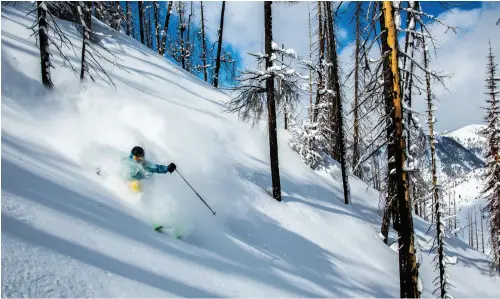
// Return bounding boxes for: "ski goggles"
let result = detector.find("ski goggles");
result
[133,155,144,162]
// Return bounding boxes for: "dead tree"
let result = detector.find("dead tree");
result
[213,1,226,88]
[36,1,53,88]
[380,2,419,297]
[200,1,208,81]
[153,1,160,51]
[158,1,173,55]
[138,1,145,44]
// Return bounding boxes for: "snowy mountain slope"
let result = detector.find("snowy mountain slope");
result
[430,134,485,181]
[2,3,499,297]
[444,124,488,161]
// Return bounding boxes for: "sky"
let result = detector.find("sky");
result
[197,1,500,133]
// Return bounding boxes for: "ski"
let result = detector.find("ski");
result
[154,224,183,239]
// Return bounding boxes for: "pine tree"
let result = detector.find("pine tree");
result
[481,41,500,273]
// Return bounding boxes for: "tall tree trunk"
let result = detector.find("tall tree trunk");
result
[381,2,419,297]
[312,1,325,124]
[475,207,480,250]
[185,1,193,72]
[159,1,173,55]
[154,1,160,51]
[213,1,226,88]
[264,1,281,202]
[352,1,362,179]
[308,2,313,121]
[178,2,186,69]
[138,1,144,44]
[454,193,457,230]
[480,205,485,253]
[413,185,419,216]
[79,2,92,81]
[37,1,53,88]
[423,30,447,298]
[200,1,208,82]
[325,2,349,204]
[126,1,131,36]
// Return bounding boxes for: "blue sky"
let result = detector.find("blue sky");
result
[119,1,500,132]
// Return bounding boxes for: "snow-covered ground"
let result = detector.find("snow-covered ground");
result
[2,3,499,297]
[443,124,488,161]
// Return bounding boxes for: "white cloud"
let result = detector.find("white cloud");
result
[411,2,500,132]
[202,1,500,132]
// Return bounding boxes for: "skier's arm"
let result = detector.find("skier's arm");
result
[144,162,176,174]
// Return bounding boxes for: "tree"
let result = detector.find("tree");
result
[200,1,208,82]
[77,2,91,81]
[325,1,350,204]
[126,1,133,37]
[380,2,419,297]
[158,1,173,55]
[36,1,53,88]
[264,1,280,201]
[228,4,308,202]
[213,1,226,88]
[422,31,450,298]
[153,1,160,51]
[481,41,500,274]
[138,1,145,44]
[351,2,362,179]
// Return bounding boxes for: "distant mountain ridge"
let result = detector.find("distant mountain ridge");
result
[442,124,488,162]
[425,124,487,182]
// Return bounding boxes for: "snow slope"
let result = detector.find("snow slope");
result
[444,124,488,161]
[2,3,499,297]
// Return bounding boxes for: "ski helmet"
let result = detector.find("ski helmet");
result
[131,146,145,157]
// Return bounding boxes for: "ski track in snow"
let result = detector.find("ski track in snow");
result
[2,3,499,297]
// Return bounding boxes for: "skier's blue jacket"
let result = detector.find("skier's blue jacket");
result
[122,154,170,181]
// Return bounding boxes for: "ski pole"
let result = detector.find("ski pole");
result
[175,169,216,216]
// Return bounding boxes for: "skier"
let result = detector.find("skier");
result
[123,146,176,193]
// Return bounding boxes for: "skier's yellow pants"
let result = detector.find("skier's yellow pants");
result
[128,180,143,193]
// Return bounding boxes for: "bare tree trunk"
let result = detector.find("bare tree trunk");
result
[352,1,362,179]
[37,1,53,88]
[79,2,92,81]
[138,1,144,44]
[264,1,281,202]
[185,1,193,72]
[423,30,447,297]
[126,1,131,36]
[154,1,160,51]
[200,1,208,82]
[454,193,457,230]
[475,207,480,250]
[325,2,349,204]
[159,1,173,55]
[381,2,419,297]
[213,1,226,88]
[312,1,324,123]
[480,205,485,253]
[178,2,186,69]
[413,185,419,216]
[308,2,313,121]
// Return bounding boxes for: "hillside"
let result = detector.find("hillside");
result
[443,124,488,161]
[2,3,499,297]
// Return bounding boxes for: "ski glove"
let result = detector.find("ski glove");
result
[167,163,176,173]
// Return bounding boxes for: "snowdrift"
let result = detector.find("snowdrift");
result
[2,3,499,297]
